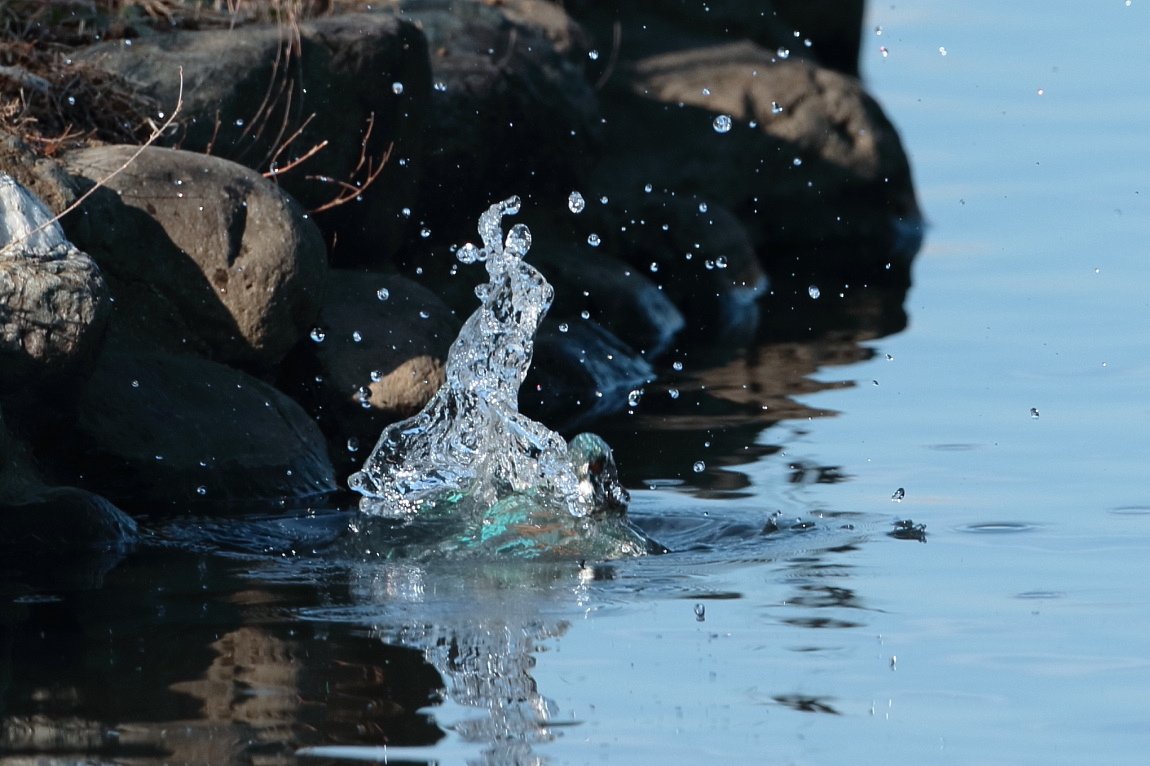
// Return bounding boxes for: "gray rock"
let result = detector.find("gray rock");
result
[281,271,459,469]
[61,146,327,370]
[529,239,685,358]
[78,12,431,266]
[594,41,921,272]
[0,408,136,548]
[588,194,767,354]
[63,350,336,506]
[523,318,653,432]
[0,173,110,394]
[375,0,600,257]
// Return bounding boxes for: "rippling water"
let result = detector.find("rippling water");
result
[5,3,1150,764]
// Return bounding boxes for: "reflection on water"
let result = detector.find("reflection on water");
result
[0,498,923,764]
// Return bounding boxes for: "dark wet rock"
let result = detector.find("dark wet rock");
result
[0,173,111,397]
[280,271,459,468]
[56,350,336,507]
[584,195,767,355]
[61,146,327,370]
[0,410,136,548]
[375,0,600,255]
[78,12,431,267]
[618,0,865,76]
[529,239,684,359]
[523,319,653,431]
[593,42,921,275]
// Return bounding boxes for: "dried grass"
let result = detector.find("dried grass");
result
[0,0,341,154]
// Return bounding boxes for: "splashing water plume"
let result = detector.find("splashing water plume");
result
[349,198,593,522]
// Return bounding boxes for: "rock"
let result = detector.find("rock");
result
[616,0,864,76]
[528,238,684,358]
[0,408,136,549]
[61,146,327,370]
[78,12,431,266]
[280,271,459,469]
[583,194,767,355]
[57,350,337,507]
[523,318,653,431]
[375,0,601,259]
[0,130,84,214]
[0,173,110,396]
[593,41,921,277]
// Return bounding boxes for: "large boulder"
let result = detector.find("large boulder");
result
[61,146,327,370]
[57,350,337,507]
[374,0,601,261]
[78,12,431,267]
[0,173,110,396]
[279,271,459,470]
[595,42,921,276]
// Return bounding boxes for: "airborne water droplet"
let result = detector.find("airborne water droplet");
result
[587,233,601,247]
[713,114,733,133]
[196,485,207,496]
[347,437,360,452]
[694,603,706,621]
[1030,407,1040,419]
[627,388,644,407]
[377,287,390,301]
[310,327,326,342]
[698,201,708,213]
[668,388,680,399]
[715,255,728,269]
[808,285,821,299]
[568,191,586,214]
[771,101,784,114]
[777,47,790,59]
[420,227,431,238]
[892,487,905,502]
[693,460,705,473]
[672,361,683,371]
[352,330,363,342]
[457,242,481,264]
[588,49,600,60]
[370,369,384,382]
[391,82,404,94]
[558,323,569,333]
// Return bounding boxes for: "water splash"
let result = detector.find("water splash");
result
[350,198,591,521]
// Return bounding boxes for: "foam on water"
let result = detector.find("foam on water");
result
[349,197,588,520]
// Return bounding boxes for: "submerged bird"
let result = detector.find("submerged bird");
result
[369,434,664,561]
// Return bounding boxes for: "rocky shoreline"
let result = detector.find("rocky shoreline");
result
[0,0,920,546]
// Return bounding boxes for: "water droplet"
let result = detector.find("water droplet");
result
[580,309,591,320]
[885,354,893,361]
[713,114,733,133]
[196,485,207,496]
[792,157,803,167]
[938,46,947,56]
[1030,407,1040,419]
[627,388,644,407]
[433,81,447,92]
[567,191,586,214]
[875,26,883,35]
[701,87,711,96]
[457,242,481,264]
[391,82,404,94]
[694,603,706,621]
[698,201,708,213]
[351,331,362,343]
[347,437,360,452]
[715,255,728,269]
[310,327,326,342]
[777,47,790,59]
[400,207,412,218]
[891,487,905,502]
[370,369,384,382]
[770,101,784,115]
[693,460,705,473]
[420,227,431,238]
[649,262,659,273]
[599,195,609,204]
[669,388,680,399]
[672,361,683,371]
[644,183,653,193]
[419,310,430,319]
[587,233,601,247]
[377,287,390,301]
[588,49,600,60]
[704,259,715,270]
[130,380,140,388]
[558,322,569,333]
[880,45,889,58]
[808,285,821,299]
